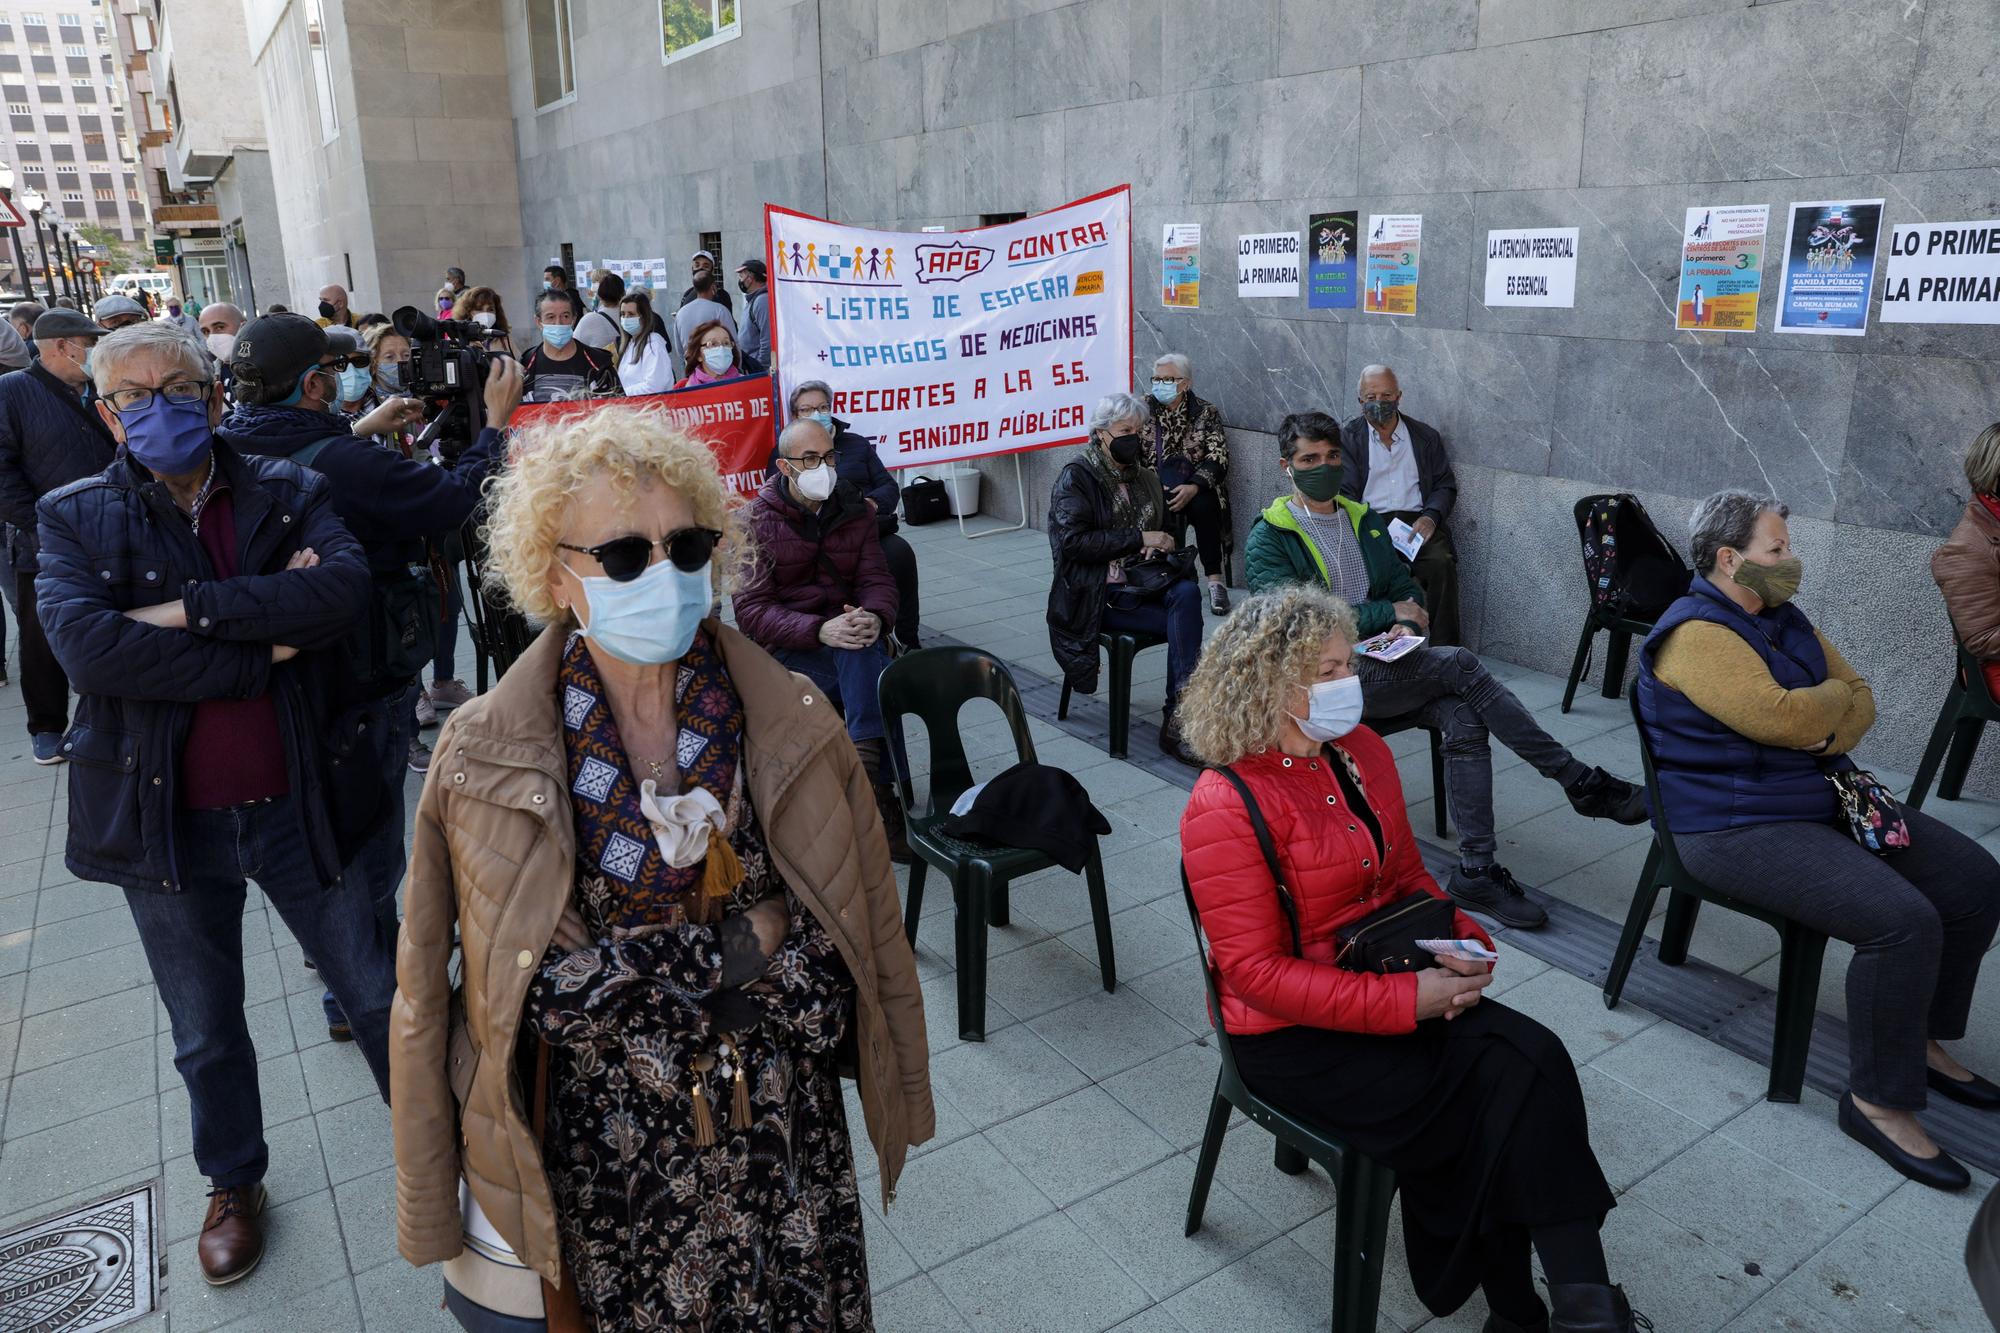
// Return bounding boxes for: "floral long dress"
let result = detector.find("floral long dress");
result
[523,630,871,1331]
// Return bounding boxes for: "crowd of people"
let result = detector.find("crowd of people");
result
[0,257,1992,1333]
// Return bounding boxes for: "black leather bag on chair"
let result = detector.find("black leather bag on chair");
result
[1121,549,1196,599]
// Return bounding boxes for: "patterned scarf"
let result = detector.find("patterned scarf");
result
[559,627,746,932]
[1085,443,1157,580]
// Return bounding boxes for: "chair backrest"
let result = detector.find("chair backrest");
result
[1180,864,1246,1086]
[877,646,1038,815]
[1628,690,1690,877]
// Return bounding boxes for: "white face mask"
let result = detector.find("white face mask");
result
[471,310,497,328]
[1290,674,1363,743]
[205,331,236,362]
[701,345,734,374]
[792,462,836,502]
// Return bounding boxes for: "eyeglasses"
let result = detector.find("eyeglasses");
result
[321,353,372,371]
[557,526,722,582]
[104,379,212,413]
[784,450,835,468]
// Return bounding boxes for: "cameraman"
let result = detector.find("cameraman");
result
[217,312,524,1041]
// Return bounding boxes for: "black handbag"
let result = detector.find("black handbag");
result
[902,475,950,525]
[1122,548,1196,599]
[1208,765,1453,973]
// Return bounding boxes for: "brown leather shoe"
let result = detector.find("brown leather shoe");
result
[198,1182,267,1285]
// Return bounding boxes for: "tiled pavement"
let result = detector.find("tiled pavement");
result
[1,516,1996,1331]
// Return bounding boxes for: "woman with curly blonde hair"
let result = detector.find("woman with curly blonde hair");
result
[389,405,934,1331]
[1179,586,1643,1332]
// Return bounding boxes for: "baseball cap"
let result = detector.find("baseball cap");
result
[91,295,148,324]
[31,309,108,340]
[691,250,715,263]
[737,258,767,279]
[230,312,329,399]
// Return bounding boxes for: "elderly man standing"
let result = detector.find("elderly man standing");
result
[91,294,150,332]
[1341,364,1462,645]
[197,302,246,399]
[1146,351,1233,615]
[316,283,354,329]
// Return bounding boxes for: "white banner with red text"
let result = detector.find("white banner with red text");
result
[764,187,1133,468]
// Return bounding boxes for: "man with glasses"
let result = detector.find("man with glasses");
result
[735,417,909,859]
[34,321,384,1287]
[1340,363,1462,644]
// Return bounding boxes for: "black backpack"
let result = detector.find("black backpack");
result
[1572,493,1689,623]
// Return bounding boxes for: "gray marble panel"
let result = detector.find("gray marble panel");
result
[1335,190,1477,331]
[1466,186,1683,340]
[825,138,902,223]
[1859,166,2000,364]
[875,0,953,56]
[1835,352,2000,537]
[1343,324,1562,477]
[1476,0,1752,45]
[1357,38,1590,195]
[962,111,1068,219]
[1063,95,1187,208]
[923,21,1019,132]
[1016,0,1132,116]
[1277,0,1479,76]
[1902,0,2000,170]
[1162,0,1280,91]
[1183,68,1362,205]
[819,0,880,66]
[1580,0,1927,186]
[822,46,927,148]
[1549,339,1854,519]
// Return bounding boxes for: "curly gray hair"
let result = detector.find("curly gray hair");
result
[1688,489,1790,574]
[1087,391,1150,438]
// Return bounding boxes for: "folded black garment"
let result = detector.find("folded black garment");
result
[940,761,1112,873]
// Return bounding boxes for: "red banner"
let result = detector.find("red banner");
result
[509,374,776,499]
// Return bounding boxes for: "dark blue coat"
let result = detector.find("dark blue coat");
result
[1635,576,1841,834]
[0,362,117,573]
[766,418,900,534]
[34,442,371,894]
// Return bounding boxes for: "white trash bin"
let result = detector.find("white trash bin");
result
[943,465,983,517]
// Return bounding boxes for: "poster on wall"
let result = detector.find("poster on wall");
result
[1363,214,1421,316]
[1675,205,1768,331]
[765,186,1134,468]
[1880,219,2000,325]
[1482,226,1579,307]
[1162,223,1201,307]
[1775,199,1885,336]
[1307,211,1358,309]
[1237,231,1301,298]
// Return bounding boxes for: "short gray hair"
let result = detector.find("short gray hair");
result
[1358,363,1398,392]
[1152,352,1191,378]
[1688,489,1790,574]
[1087,391,1149,436]
[786,378,833,415]
[777,417,832,457]
[90,322,210,395]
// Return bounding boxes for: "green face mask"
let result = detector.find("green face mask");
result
[1731,555,1802,607]
[1290,462,1342,503]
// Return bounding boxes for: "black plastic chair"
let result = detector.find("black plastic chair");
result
[1181,867,1397,1333]
[1057,629,1165,759]
[1369,712,1449,840]
[880,647,1115,1042]
[1908,645,2000,808]
[1561,605,1655,714]
[1604,693,1829,1103]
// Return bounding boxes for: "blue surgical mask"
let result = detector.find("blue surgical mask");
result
[620,315,641,335]
[1291,674,1363,743]
[564,556,711,665]
[1150,379,1177,404]
[279,366,332,409]
[118,392,213,476]
[377,361,403,390]
[336,365,371,402]
[806,410,833,431]
[701,345,733,374]
[541,322,574,349]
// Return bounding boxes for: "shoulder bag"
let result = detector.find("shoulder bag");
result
[1824,759,1910,855]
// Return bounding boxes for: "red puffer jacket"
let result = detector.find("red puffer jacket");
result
[1179,726,1492,1036]
[733,475,899,652]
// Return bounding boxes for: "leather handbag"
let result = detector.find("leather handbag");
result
[1825,762,1910,855]
[1121,548,1197,599]
[902,475,950,525]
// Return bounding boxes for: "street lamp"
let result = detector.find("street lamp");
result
[19,187,54,305]
[62,227,83,304]
[0,163,28,303]
[48,213,73,302]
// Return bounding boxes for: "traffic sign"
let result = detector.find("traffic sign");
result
[76,255,95,275]
[0,193,24,228]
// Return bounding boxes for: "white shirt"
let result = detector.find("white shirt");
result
[1362,416,1423,514]
[617,332,676,396]
[574,307,620,350]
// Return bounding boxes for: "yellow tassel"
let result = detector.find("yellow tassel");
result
[699,824,744,901]
[689,1076,716,1147]
[731,1063,751,1131]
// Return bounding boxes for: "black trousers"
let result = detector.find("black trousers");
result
[15,569,66,737]
[1171,485,1225,579]
[1383,510,1460,646]
[880,529,921,645]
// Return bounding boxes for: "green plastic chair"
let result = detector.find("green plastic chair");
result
[1604,692,1829,1103]
[1057,629,1166,759]
[1367,712,1450,840]
[880,647,1115,1042]
[1908,645,2000,808]
[1561,604,1656,713]
[1180,866,1398,1333]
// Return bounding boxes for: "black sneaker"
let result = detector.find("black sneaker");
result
[1448,863,1548,929]
[1566,766,1648,825]
[1207,582,1230,616]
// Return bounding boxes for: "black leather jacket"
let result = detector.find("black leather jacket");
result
[1045,455,1149,693]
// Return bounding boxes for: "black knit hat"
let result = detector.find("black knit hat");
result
[230,312,328,400]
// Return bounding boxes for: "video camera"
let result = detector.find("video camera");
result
[391,305,493,458]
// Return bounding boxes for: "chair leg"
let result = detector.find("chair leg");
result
[1084,847,1116,992]
[1107,638,1136,760]
[1600,628,1634,701]
[1183,1080,1232,1237]
[1766,924,1828,1104]
[1907,688,1964,809]
[1428,730,1448,839]
[1938,717,1987,803]
[1604,841,1664,1009]
[1331,1151,1397,1333]
[988,875,1011,928]
[954,867,992,1042]
[1274,1141,1308,1175]
[1657,888,1701,967]
[903,858,928,949]
[1561,621,1595,714]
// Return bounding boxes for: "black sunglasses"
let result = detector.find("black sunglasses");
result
[557,526,721,582]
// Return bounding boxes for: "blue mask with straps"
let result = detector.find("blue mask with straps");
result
[278,366,331,409]
[541,322,575,349]
[118,392,213,476]
[336,365,371,402]
[564,555,711,665]
[620,315,642,335]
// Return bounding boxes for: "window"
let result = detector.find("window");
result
[659,0,737,66]
[526,0,573,109]
[20,12,44,24]
[55,12,76,23]
[60,41,76,54]
[91,185,107,199]
[59,188,78,201]
[980,212,1028,226]
[699,230,721,269]
[3,101,21,113]
[35,81,58,99]
[303,0,337,142]
[67,74,86,84]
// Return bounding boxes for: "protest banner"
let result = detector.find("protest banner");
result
[1675,205,1767,331]
[1482,226,1579,308]
[510,373,777,499]
[1162,223,1201,307]
[1881,219,2000,325]
[1364,214,1421,316]
[1307,210,1358,309]
[1775,199,1884,336]
[1237,231,1301,298]
[764,187,1134,468]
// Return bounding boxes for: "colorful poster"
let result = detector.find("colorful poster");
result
[1880,219,2000,325]
[1775,199,1885,336]
[1482,226,1579,308]
[1363,214,1421,316]
[1236,231,1301,298]
[512,374,776,499]
[1162,223,1200,307]
[765,187,1134,467]
[1675,205,1768,331]
[1307,210,1358,309]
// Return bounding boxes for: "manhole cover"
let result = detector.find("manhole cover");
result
[0,1181,159,1333]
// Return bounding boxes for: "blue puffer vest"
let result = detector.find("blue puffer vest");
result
[1635,576,1841,834]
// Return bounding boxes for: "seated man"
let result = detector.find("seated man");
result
[1245,410,1646,928]
[1340,363,1461,645]
[735,417,908,857]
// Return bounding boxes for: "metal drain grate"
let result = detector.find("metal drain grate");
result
[0,1181,159,1333]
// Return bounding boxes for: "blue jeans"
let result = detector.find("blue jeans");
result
[1102,576,1203,705]
[126,794,395,1186]
[774,640,894,779]
[325,683,417,1027]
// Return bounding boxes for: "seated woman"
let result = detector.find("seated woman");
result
[1639,489,2000,1190]
[1179,586,1641,1333]
[1047,391,1205,765]
[1931,422,2000,692]
[388,407,934,1329]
